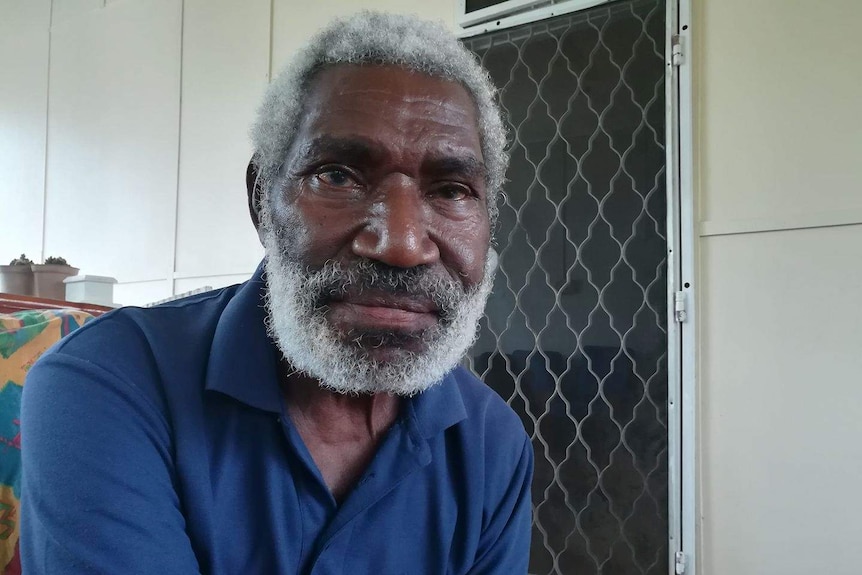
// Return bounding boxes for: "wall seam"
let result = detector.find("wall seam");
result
[168,0,186,297]
[267,0,274,81]
[116,277,171,285]
[700,212,862,237]
[39,0,56,262]
[173,270,255,281]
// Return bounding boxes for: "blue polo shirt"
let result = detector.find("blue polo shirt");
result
[20,263,533,574]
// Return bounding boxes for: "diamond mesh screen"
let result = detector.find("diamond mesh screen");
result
[462,1,669,573]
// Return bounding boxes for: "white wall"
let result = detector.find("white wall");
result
[0,0,454,305]
[695,1,862,573]
[700,227,862,574]
[173,0,269,282]
[0,0,50,263]
[45,0,181,297]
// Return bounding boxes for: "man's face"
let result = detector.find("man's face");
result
[259,64,495,396]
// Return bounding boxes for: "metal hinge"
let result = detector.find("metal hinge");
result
[672,34,684,66]
[675,551,687,574]
[674,291,687,323]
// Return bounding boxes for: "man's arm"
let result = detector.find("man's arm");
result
[468,434,534,574]
[21,351,201,574]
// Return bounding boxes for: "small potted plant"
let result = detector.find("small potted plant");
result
[0,254,35,296]
[31,256,79,300]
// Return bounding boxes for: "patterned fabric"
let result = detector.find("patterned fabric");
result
[0,310,94,574]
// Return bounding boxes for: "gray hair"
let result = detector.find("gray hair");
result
[250,10,508,222]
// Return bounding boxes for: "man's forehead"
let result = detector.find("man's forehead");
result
[290,64,485,164]
[301,65,480,135]
[306,64,474,103]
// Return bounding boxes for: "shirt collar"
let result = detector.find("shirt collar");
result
[205,261,283,413]
[206,259,468,435]
[407,369,467,440]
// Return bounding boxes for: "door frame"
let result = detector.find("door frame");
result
[456,1,699,572]
[666,0,698,573]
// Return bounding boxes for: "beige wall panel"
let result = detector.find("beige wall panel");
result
[271,0,457,73]
[44,0,181,281]
[51,0,104,24]
[173,272,252,295]
[698,0,862,225]
[114,278,171,307]
[699,225,862,575]
[0,0,50,37]
[0,27,49,263]
[173,0,268,278]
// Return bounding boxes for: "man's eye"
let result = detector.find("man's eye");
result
[314,168,358,188]
[432,184,471,201]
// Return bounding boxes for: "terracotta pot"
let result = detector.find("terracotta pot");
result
[0,265,34,296]
[31,264,79,300]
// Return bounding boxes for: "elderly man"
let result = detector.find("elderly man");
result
[21,11,532,575]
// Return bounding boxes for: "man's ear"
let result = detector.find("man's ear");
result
[246,158,265,244]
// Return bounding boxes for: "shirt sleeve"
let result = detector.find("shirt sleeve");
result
[21,351,202,575]
[467,434,534,575]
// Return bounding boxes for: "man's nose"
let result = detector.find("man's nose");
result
[351,177,440,268]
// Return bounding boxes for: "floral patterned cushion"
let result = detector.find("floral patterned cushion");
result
[0,309,94,574]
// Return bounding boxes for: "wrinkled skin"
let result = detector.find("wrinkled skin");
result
[247,64,492,500]
[252,65,490,353]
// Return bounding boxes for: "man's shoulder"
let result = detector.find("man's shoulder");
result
[24,283,252,427]
[445,366,532,495]
[450,365,528,441]
[30,284,252,402]
[52,285,240,361]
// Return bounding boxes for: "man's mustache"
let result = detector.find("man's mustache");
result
[303,259,468,320]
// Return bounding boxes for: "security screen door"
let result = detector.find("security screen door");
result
[462,1,669,573]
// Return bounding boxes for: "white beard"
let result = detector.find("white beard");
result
[261,219,495,397]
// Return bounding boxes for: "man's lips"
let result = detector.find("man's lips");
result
[331,292,437,313]
[325,293,439,331]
